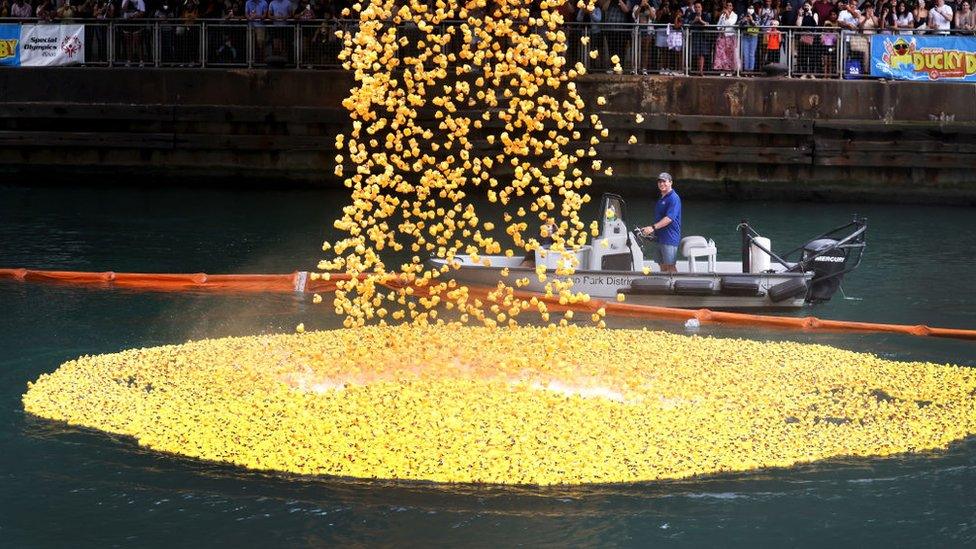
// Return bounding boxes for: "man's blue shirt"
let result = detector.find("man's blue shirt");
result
[245,0,267,17]
[654,190,682,246]
[268,0,292,18]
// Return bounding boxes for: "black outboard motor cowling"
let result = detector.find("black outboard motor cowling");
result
[802,238,847,302]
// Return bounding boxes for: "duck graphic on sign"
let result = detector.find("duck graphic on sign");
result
[882,37,916,69]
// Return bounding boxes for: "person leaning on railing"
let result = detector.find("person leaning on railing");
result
[861,3,881,32]
[879,2,895,31]
[653,2,671,72]
[780,1,798,26]
[309,7,341,66]
[224,0,244,19]
[739,2,761,73]
[764,19,782,63]
[685,0,711,75]
[914,0,929,31]
[821,9,840,76]
[246,0,269,61]
[957,1,976,32]
[576,1,603,68]
[713,1,737,75]
[602,0,633,73]
[797,1,820,77]
[35,0,54,21]
[812,0,832,23]
[10,0,30,18]
[268,0,293,58]
[758,0,777,27]
[632,0,656,73]
[843,0,870,73]
[894,1,914,33]
[928,0,952,33]
[118,0,146,65]
[666,9,684,71]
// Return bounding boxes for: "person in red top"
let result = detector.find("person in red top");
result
[812,0,833,22]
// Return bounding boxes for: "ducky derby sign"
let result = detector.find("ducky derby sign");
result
[0,24,19,66]
[871,35,976,81]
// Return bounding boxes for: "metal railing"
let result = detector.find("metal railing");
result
[3,18,971,78]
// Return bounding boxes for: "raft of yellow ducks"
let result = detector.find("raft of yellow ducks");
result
[23,325,976,485]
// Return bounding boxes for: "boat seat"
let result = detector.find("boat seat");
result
[680,236,717,273]
[589,218,633,271]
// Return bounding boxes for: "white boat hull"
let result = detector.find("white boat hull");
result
[428,256,812,310]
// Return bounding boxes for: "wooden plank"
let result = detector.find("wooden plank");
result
[814,151,976,169]
[0,103,349,126]
[596,143,812,164]
[173,105,346,124]
[815,137,976,155]
[472,112,814,135]
[0,131,174,148]
[0,103,174,121]
[174,134,335,150]
[815,119,976,134]
[598,114,815,135]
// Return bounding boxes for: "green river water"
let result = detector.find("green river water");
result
[1,185,975,546]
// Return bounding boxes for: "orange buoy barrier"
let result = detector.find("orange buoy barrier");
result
[2,267,975,341]
[393,277,976,342]
[0,268,356,294]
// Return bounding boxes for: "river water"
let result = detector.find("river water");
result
[2,185,975,546]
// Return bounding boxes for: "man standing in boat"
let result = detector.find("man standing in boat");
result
[641,172,682,273]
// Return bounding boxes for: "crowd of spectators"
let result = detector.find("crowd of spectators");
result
[0,0,351,21]
[2,0,971,73]
[564,0,975,74]
[2,0,971,33]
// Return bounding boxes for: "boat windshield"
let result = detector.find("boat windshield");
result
[601,194,627,228]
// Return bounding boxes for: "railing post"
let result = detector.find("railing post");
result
[632,24,638,74]
[735,27,741,77]
[201,21,207,67]
[247,24,253,68]
[786,29,793,78]
[154,21,160,68]
[582,25,589,73]
[683,27,690,76]
[296,23,302,68]
[108,21,114,67]
[839,29,847,79]
[293,22,300,67]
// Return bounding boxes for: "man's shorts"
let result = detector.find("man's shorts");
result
[655,243,678,266]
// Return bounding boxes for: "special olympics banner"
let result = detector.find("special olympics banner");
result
[20,24,84,67]
[0,24,20,66]
[871,34,976,82]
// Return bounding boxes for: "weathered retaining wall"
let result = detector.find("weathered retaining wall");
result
[1,68,975,203]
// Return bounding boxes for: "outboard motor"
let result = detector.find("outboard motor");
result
[802,238,847,302]
[739,216,866,305]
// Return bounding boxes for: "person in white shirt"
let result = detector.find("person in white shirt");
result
[837,0,859,30]
[894,1,915,35]
[10,0,31,17]
[929,0,953,33]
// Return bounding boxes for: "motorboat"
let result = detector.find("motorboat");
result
[428,194,867,310]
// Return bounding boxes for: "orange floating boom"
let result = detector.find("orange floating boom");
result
[2,267,974,341]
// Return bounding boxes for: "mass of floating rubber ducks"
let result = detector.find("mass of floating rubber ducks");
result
[23,326,976,485]
[317,0,642,328]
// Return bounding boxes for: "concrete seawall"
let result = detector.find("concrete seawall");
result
[2,68,974,204]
